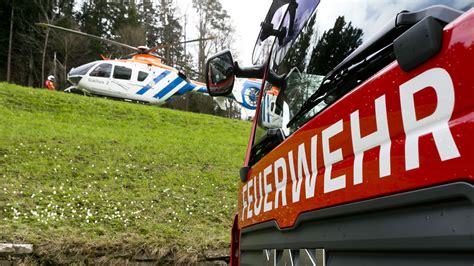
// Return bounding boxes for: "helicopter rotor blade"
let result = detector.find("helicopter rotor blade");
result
[184,67,205,79]
[36,23,208,79]
[179,36,216,44]
[147,36,215,54]
[174,61,204,79]
[35,23,139,52]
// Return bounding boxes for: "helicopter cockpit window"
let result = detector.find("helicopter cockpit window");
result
[114,66,132,80]
[69,62,97,76]
[89,63,112,78]
[137,71,148,82]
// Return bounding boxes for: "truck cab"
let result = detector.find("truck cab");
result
[206,0,474,265]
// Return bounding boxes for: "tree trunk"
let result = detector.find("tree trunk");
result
[7,5,14,83]
[64,37,68,89]
[53,51,57,79]
[28,52,34,87]
[198,19,206,77]
[41,28,50,88]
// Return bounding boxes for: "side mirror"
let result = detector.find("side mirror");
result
[205,50,236,97]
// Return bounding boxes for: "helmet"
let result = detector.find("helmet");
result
[48,75,55,80]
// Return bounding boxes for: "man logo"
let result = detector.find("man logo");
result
[263,249,325,265]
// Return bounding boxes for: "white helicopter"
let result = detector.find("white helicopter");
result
[37,23,261,111]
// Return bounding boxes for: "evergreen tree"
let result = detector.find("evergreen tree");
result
[77,0,112,59]
[280,14,317,73]
[308,16,363,75]
[155,0,185,67]
[138,0,159,47]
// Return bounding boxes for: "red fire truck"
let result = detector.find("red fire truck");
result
[206,0,474,265]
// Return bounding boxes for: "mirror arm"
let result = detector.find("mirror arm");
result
[234,61,265,79]
[234,61,285,87]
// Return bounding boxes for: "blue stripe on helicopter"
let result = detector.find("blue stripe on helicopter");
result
[153,77,184,99]
[176,83,196,95]
[136,87,150,95]
[197,87,207,93]
[136,70,171,95]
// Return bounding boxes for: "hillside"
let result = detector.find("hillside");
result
[0,83,251,264]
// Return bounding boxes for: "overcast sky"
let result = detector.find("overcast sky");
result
[175,0,272,65]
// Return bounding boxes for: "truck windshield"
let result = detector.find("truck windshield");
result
[251,0,472,165]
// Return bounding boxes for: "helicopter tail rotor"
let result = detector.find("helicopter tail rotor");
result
[230,79,261,111]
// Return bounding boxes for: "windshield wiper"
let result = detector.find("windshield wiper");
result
[286,43,394,128]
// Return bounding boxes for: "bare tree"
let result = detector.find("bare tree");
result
[192,0,234,78]
[116,25,146,54]
[62,34,89,86]
[16,21,44,87]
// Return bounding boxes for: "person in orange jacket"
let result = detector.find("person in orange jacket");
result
[44,75,56,90]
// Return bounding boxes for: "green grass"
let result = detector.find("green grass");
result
[0,83,250,263]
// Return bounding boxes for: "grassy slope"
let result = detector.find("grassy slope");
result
[0,83,250,263]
